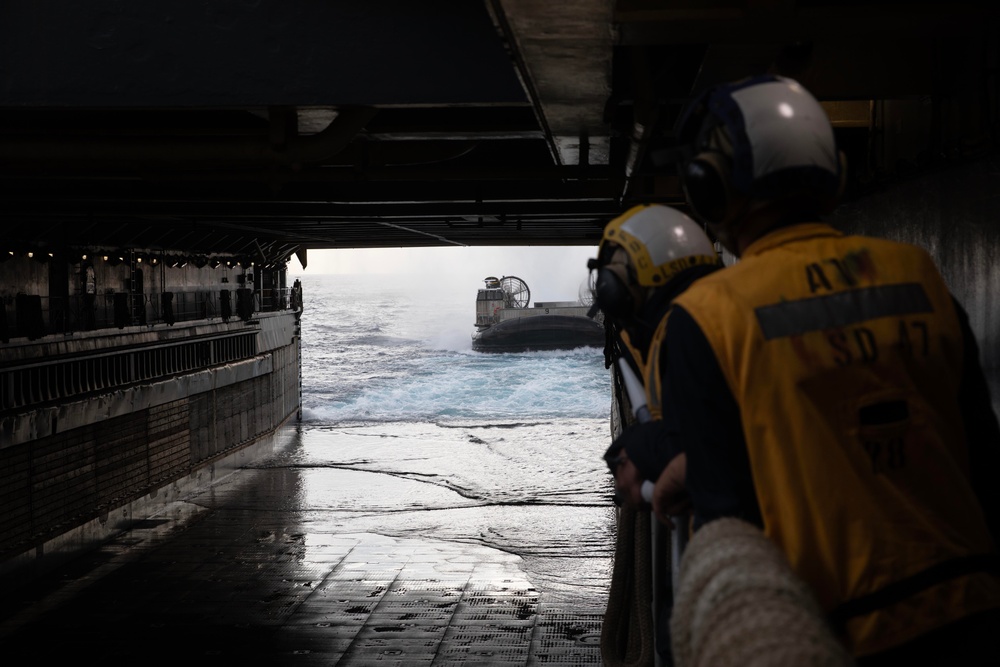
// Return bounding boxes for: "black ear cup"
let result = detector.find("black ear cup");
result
[683,151,734,225]
[594,264,635,320]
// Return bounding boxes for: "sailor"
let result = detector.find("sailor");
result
[653,74,1000,664]
[589,203,722,667]
[590,203,721,507]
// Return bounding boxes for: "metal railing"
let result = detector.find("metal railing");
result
[0,330,259,412]
[0,284,303,414]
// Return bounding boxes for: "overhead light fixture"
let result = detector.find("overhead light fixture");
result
[209,258,221,269]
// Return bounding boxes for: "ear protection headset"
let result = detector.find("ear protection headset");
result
[683,122,741,226]
[679,75,847,228]
[589,245,643,320]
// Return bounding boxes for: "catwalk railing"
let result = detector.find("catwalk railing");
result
[0,330,259,413]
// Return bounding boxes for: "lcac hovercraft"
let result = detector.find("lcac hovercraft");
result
[471,275,605,353]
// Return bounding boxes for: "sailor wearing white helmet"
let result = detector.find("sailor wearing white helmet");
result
[654,74,1000,665]
[590,203,722,667]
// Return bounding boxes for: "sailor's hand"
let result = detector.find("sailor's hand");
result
[603,421,673,482]
[611,449,647,509]
[652,453,689,527]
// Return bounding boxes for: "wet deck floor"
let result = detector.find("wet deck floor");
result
[0,460,609,666]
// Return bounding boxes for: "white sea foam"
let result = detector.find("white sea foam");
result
[292,273,617,603]
[299,274,612,424]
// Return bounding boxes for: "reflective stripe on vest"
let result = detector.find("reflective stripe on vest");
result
[618,315,670,422]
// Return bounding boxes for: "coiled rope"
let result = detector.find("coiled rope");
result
[670,518,856,667]
[601,504,656,666]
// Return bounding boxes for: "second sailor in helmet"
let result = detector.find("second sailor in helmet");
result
[588,203,721,509]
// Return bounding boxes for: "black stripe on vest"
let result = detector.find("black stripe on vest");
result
[827,553,1000,633]
[755,283,933,340]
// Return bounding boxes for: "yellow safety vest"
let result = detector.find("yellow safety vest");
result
[673,223,1000,657]
[618,315,669,421]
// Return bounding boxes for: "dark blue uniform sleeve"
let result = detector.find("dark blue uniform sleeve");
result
[660,305,762,531]
[604,420,677,484]
[953,297,1000,545]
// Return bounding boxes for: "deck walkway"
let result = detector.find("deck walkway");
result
[0,459,609,666]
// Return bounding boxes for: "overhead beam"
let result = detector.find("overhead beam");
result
[490,0,615,166]
[615,5,999,45]
[0,107,378,169]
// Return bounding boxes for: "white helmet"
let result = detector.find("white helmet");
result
[678,75,846,248]
[589,204,718,319]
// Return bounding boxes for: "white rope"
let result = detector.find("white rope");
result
[671,518,857,667]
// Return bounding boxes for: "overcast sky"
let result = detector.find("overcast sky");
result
[287,245,600,304]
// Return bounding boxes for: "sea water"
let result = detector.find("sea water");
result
[292,273,618,604]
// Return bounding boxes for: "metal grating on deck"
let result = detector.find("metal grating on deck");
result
[1,501,609,666]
